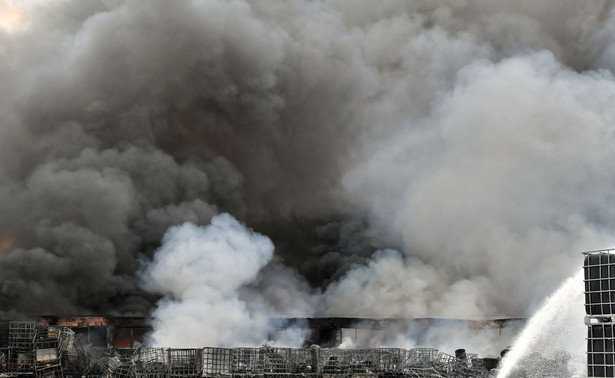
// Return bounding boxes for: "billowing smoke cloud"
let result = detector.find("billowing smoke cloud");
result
[1,0,615,344]
[140,213,302,347]
[342,52,615,317]
[322,250,494,318]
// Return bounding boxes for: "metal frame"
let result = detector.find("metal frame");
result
[584,249,615,377]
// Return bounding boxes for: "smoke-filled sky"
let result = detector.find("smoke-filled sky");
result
[1,0,615,336]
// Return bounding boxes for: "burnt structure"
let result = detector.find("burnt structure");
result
[0,317,582,377]
[0,320,497,378]
[27,316,525,351]
[37,316,149,349]
[585,248,615,377]
[272,318,524,349]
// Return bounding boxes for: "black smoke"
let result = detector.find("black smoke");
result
[1,0,615,321]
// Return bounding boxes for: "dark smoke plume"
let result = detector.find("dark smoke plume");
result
[1,0,615,331]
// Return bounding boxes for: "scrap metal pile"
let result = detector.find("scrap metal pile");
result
[0,320,571,378]
[0,320,75,377]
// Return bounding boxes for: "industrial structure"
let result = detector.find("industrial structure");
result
[12,316,524,351]
[584,248,615,377]
[0,301,591,378]
[0,316,582,378]
[0,320,502,377]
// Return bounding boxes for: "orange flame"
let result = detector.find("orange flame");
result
[0,235,15,255]
[0,0,24,32]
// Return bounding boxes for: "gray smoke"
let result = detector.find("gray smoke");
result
[1,0,615,335]
[140,213,309,347]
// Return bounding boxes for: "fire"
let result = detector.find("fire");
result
[0,0,24,32]
[0,235,15,255]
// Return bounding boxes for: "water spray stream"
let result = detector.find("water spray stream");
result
[497,268,585,377]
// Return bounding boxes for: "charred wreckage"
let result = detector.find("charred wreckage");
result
[0,317,576,378]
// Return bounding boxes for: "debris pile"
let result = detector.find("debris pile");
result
[1,320,75,377]
[0,320,578,377]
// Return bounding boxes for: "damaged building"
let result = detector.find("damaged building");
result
[0,316,577,377]
[30,316,524,350]
[0,319,498,378]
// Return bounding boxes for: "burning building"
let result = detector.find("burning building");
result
[3,316,524,351]
[0,2,614,377]
[0,317,524,377]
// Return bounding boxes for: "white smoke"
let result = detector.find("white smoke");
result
[322,250,494,318]
[140,213,306,347]
[2,0,615,353]
[342,51,615,317]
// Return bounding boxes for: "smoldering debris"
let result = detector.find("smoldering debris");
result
[0,320,580,378]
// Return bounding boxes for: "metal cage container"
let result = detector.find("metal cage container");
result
[585,250,615,316]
